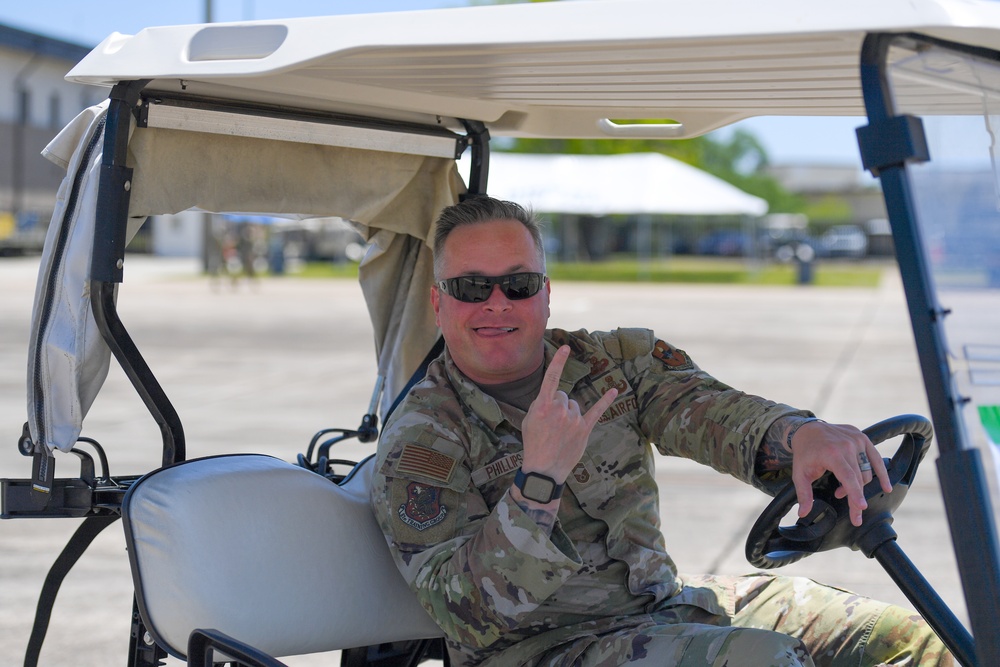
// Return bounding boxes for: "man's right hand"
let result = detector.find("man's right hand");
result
[520,345,618,486]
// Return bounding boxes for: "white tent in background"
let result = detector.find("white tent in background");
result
[463,152,768,217]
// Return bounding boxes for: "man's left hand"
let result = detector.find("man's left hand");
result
[790,421,892,527]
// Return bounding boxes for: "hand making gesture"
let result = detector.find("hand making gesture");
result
[520,346,619,488]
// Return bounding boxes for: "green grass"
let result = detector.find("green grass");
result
[549,257,886,287]
[290,257,887,287]
[291,261,364,279]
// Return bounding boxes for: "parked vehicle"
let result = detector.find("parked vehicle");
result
[695,230,753,256]
[821,224,869,259]
[763,228,820,261]
[0,211,47,256]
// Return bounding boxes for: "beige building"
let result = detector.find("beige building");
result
[765,163,888,225]
[0,23,102,253]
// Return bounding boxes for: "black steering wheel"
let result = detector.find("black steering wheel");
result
[745,414,932,569]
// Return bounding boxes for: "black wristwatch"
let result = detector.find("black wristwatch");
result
[514,469,564,504]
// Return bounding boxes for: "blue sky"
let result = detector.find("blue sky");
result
[0,0,868,167]
[0,1,462,44]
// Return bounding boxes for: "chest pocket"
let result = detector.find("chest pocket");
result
[568,352,643,510]
[565,450,608,512]
[570,412,646,516]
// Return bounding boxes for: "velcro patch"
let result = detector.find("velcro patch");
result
[471,452,523,486]
[398,482,448,531]
[396,444,457,484]
[652,339,694,370]
[598,395,639,424]
[593,367,631,396]
[591,367,635,424]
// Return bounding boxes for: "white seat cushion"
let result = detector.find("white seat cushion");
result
[122,454,442,660]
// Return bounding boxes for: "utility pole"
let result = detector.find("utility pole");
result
[201,0,216,274]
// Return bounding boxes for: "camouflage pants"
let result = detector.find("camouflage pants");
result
[563,574,952,667]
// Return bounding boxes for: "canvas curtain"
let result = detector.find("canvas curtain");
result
[30,102,462,452]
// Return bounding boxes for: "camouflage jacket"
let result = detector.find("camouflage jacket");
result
[371,328,807,666]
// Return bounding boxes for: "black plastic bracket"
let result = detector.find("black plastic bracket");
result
[2,477,92,518]
[129,598,169,667]
[856,114,930,176]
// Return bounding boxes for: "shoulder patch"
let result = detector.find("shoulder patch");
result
[398,482,448,531]
[396,444,457,484]
[652,339,694,370]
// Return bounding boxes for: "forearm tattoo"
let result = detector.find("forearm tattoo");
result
[514,499,558,535]
[755,415,810,479]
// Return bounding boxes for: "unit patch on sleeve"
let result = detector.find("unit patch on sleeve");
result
[652,339,694,370]
[398,482,448,531]
[396,444,457,484]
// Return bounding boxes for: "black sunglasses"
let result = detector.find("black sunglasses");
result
[438,272,546,303]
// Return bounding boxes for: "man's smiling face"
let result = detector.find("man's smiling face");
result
[431,218,550,385]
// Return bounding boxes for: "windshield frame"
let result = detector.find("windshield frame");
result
[857,32,1000,664]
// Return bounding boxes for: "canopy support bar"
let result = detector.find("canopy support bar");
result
[460,119,490,198]
[91,80,185,467]
[139,93,467,160]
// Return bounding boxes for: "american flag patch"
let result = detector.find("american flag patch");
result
[396,445,457,484]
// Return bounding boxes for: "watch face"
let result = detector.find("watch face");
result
[521,473,557,503]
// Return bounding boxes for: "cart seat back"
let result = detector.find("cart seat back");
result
[121,453,442,661]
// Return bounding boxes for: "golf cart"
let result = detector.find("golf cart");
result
[2,0,1000,665]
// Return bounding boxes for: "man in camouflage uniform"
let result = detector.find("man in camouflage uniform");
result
[371,196,952,666]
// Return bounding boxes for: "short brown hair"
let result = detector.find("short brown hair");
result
[433,196,545,278]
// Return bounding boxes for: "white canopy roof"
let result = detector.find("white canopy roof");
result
[470,152,768,217]
[66,0,1000,140]
[38,0,1000,448]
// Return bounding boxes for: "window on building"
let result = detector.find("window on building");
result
[49,93,62,130]
[18,89,31,125]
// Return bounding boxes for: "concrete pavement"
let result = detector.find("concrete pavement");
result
[0,255,979,666]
